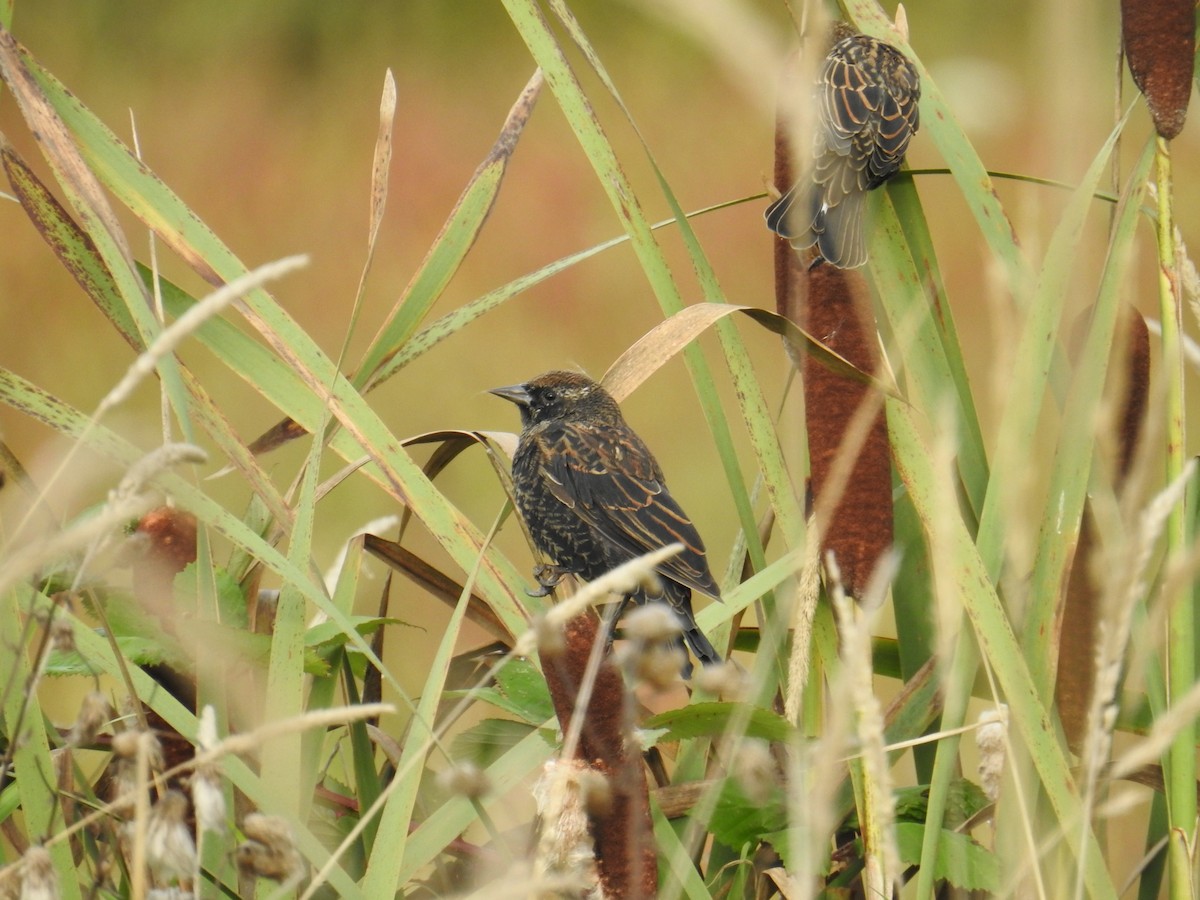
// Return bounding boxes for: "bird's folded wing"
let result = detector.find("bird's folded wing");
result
[539,422,720,598]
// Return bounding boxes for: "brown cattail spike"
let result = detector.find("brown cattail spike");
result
[1121,0,1195,139]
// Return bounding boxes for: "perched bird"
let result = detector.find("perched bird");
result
[765,27,920,268]
[490,371,723,674]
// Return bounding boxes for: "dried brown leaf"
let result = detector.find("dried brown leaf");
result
[601,301,883,403]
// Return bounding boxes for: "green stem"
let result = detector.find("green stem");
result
[1156,135,1196,898]
[912,631,976,900]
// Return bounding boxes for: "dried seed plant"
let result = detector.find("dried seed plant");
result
[15,846,58,900]
[0,0,1197,896]
[532,759,604,898]
[235,813,305,888]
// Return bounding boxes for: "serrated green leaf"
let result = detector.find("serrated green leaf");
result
[643,701,796,743]
[491,657,556,724]
[174,562,247,630]
[845,780,990,830]
[47,635,168,676]
[895,822,998,892]
[707,777,788,854]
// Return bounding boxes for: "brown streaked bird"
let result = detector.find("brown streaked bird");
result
[490,371,722,674]
[765,27,920,269]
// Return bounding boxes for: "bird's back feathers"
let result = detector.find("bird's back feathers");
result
[765,31,920,268]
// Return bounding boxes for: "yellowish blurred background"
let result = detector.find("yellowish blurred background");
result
[1,0,1197,699]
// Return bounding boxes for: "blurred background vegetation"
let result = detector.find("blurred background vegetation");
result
[3,0,1197,688]
[2,0,1200,720]
[1,3,1199,889]
[4,0,1195,654]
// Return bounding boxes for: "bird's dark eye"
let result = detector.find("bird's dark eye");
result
[542,389,557,403]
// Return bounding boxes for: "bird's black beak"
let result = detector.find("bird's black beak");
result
[488,383,531,407]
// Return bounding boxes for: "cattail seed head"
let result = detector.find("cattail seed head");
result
[68,691,112,747]
[18,846,59,900]
[976,706,1009,804]
[621,604,682,644]
[237,814,303,883]
[733,739,776,805]
[437,762,491,800]
[692,660,748,699]
[145,790,196,886]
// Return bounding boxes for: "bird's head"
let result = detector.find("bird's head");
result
[490,370,622,429]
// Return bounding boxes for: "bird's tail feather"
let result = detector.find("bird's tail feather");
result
[813,190,868,268]
[631,583,723,676]
[682,624,722,669]
[765,183,822,251]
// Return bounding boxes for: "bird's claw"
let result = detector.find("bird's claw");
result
[526,564,575,597]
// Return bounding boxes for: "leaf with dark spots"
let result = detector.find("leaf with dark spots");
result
[642,702,796,743]
[2,142,139,348]
[0,25,131,259]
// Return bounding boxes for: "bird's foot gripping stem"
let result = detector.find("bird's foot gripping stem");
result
[527,564,577,597]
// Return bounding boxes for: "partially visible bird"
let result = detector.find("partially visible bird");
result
[490,371,723,674]
[765,27,921,269]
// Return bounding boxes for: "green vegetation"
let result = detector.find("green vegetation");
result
[0,0,1197,897]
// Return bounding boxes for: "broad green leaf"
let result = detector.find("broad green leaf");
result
[895,822,999,893]
[643,702,796,743]
[707,779,788,862]
[306,617,401,656]
[399,716,555,884]
[175,562,247,630]
[450,718,539,769]
[446,657,555,725]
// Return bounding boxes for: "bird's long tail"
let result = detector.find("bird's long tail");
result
[765,179,870,269]
[812,188,868,268]
[620,584,724,677]
[764,183,807,241]
[658,582,723,676]
[681,623,721,668]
